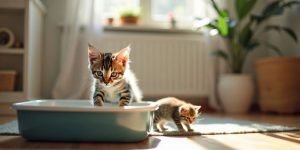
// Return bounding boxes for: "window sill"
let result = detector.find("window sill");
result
[103,25,201,34]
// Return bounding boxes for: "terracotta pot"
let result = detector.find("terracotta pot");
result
[218,74,254,113]
[256,57,300,113]
[120,16,139,25]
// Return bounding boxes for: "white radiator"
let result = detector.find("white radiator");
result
[97,32,209,98]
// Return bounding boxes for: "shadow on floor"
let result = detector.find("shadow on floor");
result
[263,132,300,144]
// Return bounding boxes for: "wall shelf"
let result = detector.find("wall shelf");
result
[103,25,200,34]
[0,48,24,55]
[0,0,45,110]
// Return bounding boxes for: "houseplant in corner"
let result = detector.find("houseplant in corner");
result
[254,2,300,113]
[197,0,299,113]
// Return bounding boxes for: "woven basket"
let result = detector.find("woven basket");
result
[256,57,300,113]
[0,70,17,91]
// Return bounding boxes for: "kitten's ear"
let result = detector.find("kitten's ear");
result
[114,45,130,66]
[88,43,100,64]
[194,106,202,114]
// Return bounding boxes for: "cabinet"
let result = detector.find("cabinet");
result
[0,0,45,114]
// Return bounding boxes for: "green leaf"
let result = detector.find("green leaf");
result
[220,9,229,17]
[262,1,283,17]
[265,25,298,42]
[217,16,228,36]
[243,0,257,19]
[253,1,300,25]
[210,0,224,17]
[211,50,229,61]
[282,28,298,42]
[235,0,244,19]
[211,50,232,72]
[206,20,218,29]
[239,22,253,46]
[265,25,280,30]
[235,0,257,20]
[265,43,283,56]
[265,25,281,32]
[227,20,237,39]
[210,1,229,17]
[283,1,300,8]
[244,41,260,51]
[251,15,266,24]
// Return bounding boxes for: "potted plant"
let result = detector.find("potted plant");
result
[197,0,299,113]
[119,8,140,25]
[256,57,300,113]
[253,1,300,114]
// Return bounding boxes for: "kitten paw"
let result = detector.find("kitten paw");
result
[188,128,194,132]
[119,99,129,106]
[160,127,168,131]
[153,128,160,132]
[94,97,104,106]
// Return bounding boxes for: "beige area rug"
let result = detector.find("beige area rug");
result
[0,115,298,136]
[149,115,298,136]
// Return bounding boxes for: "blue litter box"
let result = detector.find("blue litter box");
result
[12,100,157,142]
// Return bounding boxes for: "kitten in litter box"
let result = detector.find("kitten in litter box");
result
[88,44,142,106]
[153,97,201,132]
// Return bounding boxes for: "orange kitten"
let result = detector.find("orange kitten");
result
[153,97,201,132]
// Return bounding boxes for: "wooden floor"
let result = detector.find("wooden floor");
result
[0,113,299,150]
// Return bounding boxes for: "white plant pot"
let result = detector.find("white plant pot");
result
[218,74,254,113]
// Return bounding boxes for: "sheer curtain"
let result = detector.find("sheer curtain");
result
[52,0,102,99]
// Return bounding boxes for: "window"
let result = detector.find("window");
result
[151,0,192,22]
[97,0,210,28]
[96,0,139,19]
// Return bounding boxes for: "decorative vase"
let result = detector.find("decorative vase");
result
[218,74,254,113]
[256,57,300,113]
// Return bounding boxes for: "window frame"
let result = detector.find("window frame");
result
[139,0,195,29]
[100,0,205,29]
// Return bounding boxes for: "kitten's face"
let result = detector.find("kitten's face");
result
[88,44,130,86]
[179,104,201,124]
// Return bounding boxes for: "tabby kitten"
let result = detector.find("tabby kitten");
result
[88,44,142,106]
[153,97,201,132]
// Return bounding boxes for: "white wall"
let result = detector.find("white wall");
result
[41,0,66,98]
[39,0,300,99]
[269,6,300,56]
[243,3,300,73]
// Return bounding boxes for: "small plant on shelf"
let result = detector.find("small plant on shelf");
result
[119,8,141,25]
